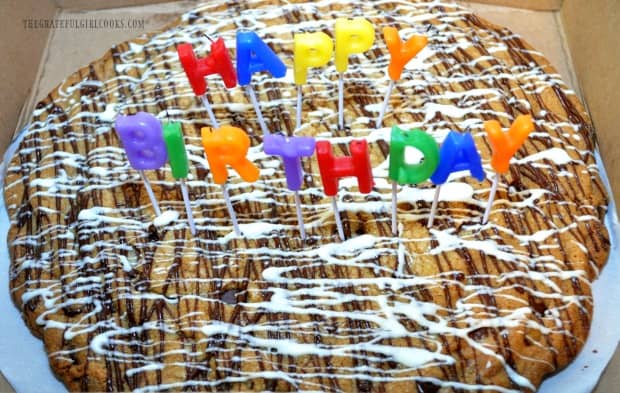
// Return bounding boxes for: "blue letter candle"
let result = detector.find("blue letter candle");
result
[430,131,485,184]
[236,31,287,86]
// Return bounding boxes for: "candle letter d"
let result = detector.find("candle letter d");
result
[388,127,439,185]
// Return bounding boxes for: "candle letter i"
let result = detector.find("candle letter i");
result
[335,17,375,130]
[177,38,237,128]
[428,131,485,227]
[293,32,333,130]
[115,112,168,216]
[237,31,287,136]
[482,115,534,224]
[201,126,260,236]
[162,122,196,235]
[388,127,439,235]
[264,134,316,239]
[316,139,374,241]
[377,27,428,128]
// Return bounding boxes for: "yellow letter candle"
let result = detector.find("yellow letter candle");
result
[293,32,334,129]
[334,18,375,129]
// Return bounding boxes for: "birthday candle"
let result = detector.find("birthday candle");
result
[377,27,428,128]
[316,139,374,240]
[428,131,485,227]
[201,125,260,236]
[263,134,316,239]
[334,17,375,130]
[388,127,439,235]
[236,31,287,136]
[115,112,167,216]
[293,32,333,130]
[482,115,534,224]
[162,122,196,235]
[177,38,237,128]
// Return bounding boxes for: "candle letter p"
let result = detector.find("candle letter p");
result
[294,32,334,85]
[335,18,375,73]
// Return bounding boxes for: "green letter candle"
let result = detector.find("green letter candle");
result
[388,126,439,236]
[163,122,196,235]
[388,126,439,185]
[163,122,189,179]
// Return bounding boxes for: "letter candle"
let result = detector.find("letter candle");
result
[293,32,333,129]
[428,131,485,227]
[334,18,375,130]
[115,112,168,216]
[177,37,237,128]
[236,31,287,136]
[388,127,439,235]
[201,126,260,236]
[377,27,428,128]
[264,134,316,239]
[316,139,373,241]
[162,122,196,235]
[482,115,534,224]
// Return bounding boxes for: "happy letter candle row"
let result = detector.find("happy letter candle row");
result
[179,19,400,135]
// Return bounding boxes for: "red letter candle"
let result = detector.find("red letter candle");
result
[316,139,373,240]
[177,38,237,128]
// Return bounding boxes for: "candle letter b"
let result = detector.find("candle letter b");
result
[115,112,168,170]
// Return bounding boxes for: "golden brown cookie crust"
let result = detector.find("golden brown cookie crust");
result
[4,1,610,392]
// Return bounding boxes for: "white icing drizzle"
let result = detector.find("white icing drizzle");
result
[3,0,609,392]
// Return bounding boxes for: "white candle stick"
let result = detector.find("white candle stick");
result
[294,191,306,240]
[482,174,500,224]
[200,93,219,128]
[245,84,270,135]
[427,186,441,228]
[391,181,398,236]
[376,80,394,129]
[332,197,345,241]
[179,178,196,235]
[222,183,241,236]
[296,85,303,130]
[338,72,344,129]
[139,170,162,216]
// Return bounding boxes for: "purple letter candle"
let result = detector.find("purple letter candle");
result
[264,133,316,239]
[115,112,168,170]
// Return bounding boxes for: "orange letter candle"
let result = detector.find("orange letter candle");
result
[481,114,535,224]
[377,27,428,128]
[201,125,260,235]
